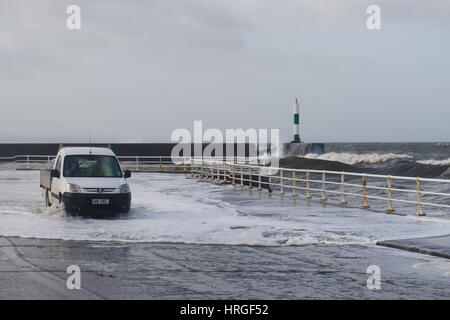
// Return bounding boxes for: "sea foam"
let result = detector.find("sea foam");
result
[304,152,412,165]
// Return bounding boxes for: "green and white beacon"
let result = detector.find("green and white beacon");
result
[288,98,325,155]
[293,98,301,143]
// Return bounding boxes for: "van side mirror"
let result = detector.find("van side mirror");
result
[124,170,131,178]
[50,169,60,178]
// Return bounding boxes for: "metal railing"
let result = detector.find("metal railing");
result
[189,159,450,217]
[0,155,186,172]
[0,155,265,171]
[117,156,264,172]
[0,155,56,170]
[118,156,185,172]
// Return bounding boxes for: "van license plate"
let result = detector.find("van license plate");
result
[92,199,109,205]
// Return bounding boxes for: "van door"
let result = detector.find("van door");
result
[50,155,62,203]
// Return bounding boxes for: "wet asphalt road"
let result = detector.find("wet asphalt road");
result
[0,236,449,300]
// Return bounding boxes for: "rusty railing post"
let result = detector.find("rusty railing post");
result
[280,169,284,194]
[320,171,327,201]
[415,177,426,216]
[292,170,297,197]
[386,176,395,213]
[340,173,347,205]
[361,176,370,208]
[232,165,236,186]
[258,168,262,191]
[223,163,227,183]
[306,170,312,199]
[240,166,244,188]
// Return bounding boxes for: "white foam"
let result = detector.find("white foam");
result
[412,261,450,277]
[304,152,412,165]
[0,170,448,246]
[417,158,450,166]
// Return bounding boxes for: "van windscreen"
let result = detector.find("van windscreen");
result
[63,155,123,178]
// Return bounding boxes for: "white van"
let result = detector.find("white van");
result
[40,146,131,216]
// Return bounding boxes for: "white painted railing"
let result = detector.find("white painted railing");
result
[189,159,450,217]
[0,155,186,171]
[0,155,264,171]
[0,155,56,170]
[1,155,182,171]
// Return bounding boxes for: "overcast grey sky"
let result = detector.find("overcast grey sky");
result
[0,0,449,143]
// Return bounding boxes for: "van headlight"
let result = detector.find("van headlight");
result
[67,183,81,193]
[120,184,131,193]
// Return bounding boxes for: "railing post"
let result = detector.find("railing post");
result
[415,177,426,216]
[361,176,370,209]
[159,156,162,172]
[320,171,327,201]
[232,165,236,186]
[240,166,244,187]
[223,163,227,183]
[248,167,253,189]
[191,159,194,177]
[306,170,312,199]
[385,176,395,213]
[280,169,284,194]
[292,171,297,197]
[202,161,205,179]
[340,173,347,205]
[268,176,272,193]
[205,163,209,180]
[258,168,262,191]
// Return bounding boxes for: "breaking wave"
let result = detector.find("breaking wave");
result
[304,152,412,165]
[281,154,450,178]
[418,158,450,166]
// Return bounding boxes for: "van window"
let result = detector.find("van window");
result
[63,155,123,178]
[55,156,62,172]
